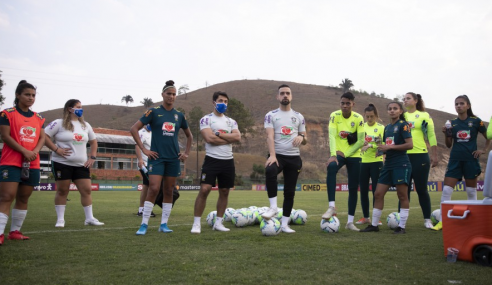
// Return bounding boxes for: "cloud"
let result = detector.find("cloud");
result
[0,10,10,28]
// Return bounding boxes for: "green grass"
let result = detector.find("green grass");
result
[1,191,490,284]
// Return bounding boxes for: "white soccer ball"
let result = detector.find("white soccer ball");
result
[291,209,307,225]
[248,206,258,211]
[276,208,283,220]
[232,210,249,227]
[431,209,441,225]
[387,212,400,229]
[320,216,340,233]
[260,218,281,236]
[246,210,256,226]
[224,208,235,222]
[206,211,217,227]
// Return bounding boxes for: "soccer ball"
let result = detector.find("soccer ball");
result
[206,211,217,227]
[249,210,259,226]
[431,209,441,225]
[276,208,283,220]
[256,208,266,225]
[232,210,249,227]
[387,212,400,229]
[291,209,307,225]
[320,216,340,233]
[260,218,281,236]
[224,208,235,222]
[248,206,258,211]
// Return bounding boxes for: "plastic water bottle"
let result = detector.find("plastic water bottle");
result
[141,165,148,173]
[21,160,30,181]
[445,120,453,137]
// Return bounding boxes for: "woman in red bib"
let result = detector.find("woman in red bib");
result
[0,80,46,245]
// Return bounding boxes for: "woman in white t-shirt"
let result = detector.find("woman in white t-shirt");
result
[44,99,103,227]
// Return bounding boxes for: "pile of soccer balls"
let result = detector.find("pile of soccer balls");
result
[206,206,308,236]
[385,209,441,230]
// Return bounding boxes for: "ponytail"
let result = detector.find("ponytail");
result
[387,101,406,121]
[407,92,425,111]
[364,103,379,118]
[456,95,475,117]
[14,80,36,107]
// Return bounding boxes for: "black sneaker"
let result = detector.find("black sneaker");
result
[136,211,143,216]
[150,211,156,217]
[393,226,406,234]
[360,225,379,232]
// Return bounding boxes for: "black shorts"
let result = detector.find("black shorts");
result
[140,169,149,186]
[200,156,235,189]
[52,161,91,181]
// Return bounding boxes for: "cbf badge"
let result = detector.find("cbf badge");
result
[2,170,8,179]
[201,173,206,181]
[291,117,297,124]
[174,114,178,121]
[468,121,473,127]
[351,122,355,127]
[149,165,153,172]
[394,126,399,133]
[57,171,62,179]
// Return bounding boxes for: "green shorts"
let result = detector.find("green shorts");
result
[378,166,412,186]
[148,159,181,177]
[0,165,41,186]
[445,159,481,180]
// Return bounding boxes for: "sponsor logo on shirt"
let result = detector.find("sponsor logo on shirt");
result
[19,126,36,143]
[456,130,471,142]
[385,136,395,145]
[217,129,229,134]
[281,126,293,138]
[47,121,57,130]
[73,133,85,145]
[339,131,350,139]
[162,122,176,136]
[408,121,415,129]
[365,135,374,143]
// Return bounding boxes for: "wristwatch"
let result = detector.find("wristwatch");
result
[215,131,220,137]
[90,156,97,159]
[298,134,305,138]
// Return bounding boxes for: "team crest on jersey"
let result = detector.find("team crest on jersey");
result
[468,121,473,127]
[415,114,419,118]
[281,126,293,138]
[393,126,398,133]
[19,126,36,143]
[73,133,85,145]
[162,122,176,136]
[291,117,297,124]
[2,170,8,179]
[374,128,378,133]
[385,136,395,145]
[174,114,178,121]
[56,171,62,179]
[456,130,471,142]
[351,122,355,127]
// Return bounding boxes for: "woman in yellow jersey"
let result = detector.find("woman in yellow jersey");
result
[488,116,492,140]
[402,93,438,228]
[356,104,384,225]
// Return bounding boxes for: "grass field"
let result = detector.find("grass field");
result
[1,191,491,284]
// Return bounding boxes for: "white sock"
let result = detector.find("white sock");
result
[371,209,382,227]
[281,216,289,226]
[194,216,201,225]
[269,197,277,209]
[142,201,154,225]
[138,207,143,213]
[83,205,94,221]
[10,209,27,232]
[329,201,335,208]
[55,205,66,221]
[161,203,172,224]
[0,212,8,235]
[347,215,354,224]
[399,208,409,229]
[466,187,477,200]
[441,185,454,212]
[216,217,223,225]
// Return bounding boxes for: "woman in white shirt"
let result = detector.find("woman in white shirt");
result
[44,99,103,227]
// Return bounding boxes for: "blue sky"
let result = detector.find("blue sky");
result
[1,0,491,120]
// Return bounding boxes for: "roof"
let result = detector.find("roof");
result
[95,133,136,144]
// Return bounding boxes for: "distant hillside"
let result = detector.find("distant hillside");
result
[40,80,489,181]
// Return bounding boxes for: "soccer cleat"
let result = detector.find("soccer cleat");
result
[345,222,360,232]
[84,218,105,226]
[191,223,201,234]
[136,224,148,235]
[355,217,371,225]
[0,234,4,245]
[431,221,442,231]
[321,207,337,219]
[213,223,230,232]
[424,220,433,229]
[7,230,30,240]
[150,211,156,218]
[136,211,142,216]
[158,223,173,233]
[261,207,278,220]
[281,225,296,233]
[55,220,65,228]
[393,226,406,234]
[360,225,379,232]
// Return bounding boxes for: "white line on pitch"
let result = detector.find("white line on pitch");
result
[24,223,193,234]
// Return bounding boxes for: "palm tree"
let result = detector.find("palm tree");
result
[178,84,189,100]
[0,70,5,107]
[339,78,354,93]
[140,97,153,108]
[121,95,134,106]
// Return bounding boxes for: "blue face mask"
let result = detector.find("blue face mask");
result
[72,108,83,118]
[215,102,227,114]
[145,124,151,132]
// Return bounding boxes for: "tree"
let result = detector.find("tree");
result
[226,98,255,136]
[339,78,354,93]
[121,95,134,106]
[176,107,186,115]
[140,97,153,108]
[178,84,189,100]
[250,163,265,180]
[0,71,5,108]
[188,106,204,140]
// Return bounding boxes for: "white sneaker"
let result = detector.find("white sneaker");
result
[281,225,296,233]
[261,207,278,220]
[55,220,65,228]
[213,223,230,232]
[424,220,433,229]
[322,207,336,219]
[191,223,201,234]
[345,222,360,232]
[84,218,104,226]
